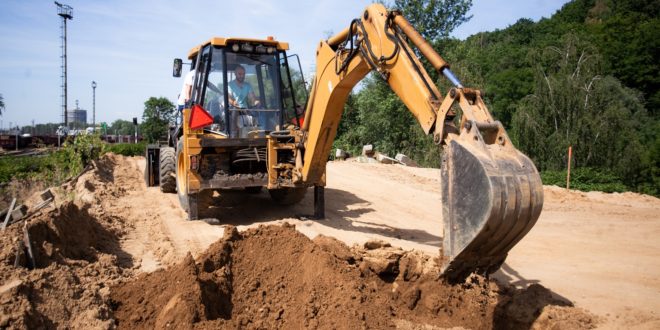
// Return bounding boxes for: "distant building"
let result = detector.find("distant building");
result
[67,100,87,125]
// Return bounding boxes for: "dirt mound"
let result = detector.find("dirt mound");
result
[0,202,133,329]
[71,153,135,206]
[111,224,597,329]
[0,154,138,329]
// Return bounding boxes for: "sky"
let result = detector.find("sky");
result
[0,0,570,129]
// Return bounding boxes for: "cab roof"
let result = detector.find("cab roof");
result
[187,37,289,59]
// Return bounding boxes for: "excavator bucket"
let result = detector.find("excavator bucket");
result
[440,121,543,283]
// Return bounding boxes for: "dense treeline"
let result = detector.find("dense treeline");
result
[334,0,658,195]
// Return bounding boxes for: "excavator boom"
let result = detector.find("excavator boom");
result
[298,4,544,282]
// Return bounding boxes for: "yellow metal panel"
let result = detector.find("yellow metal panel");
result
[361,4,441,133]
[267,138,279,187]
[186,137,201,149]
[302,42,371,183]
[209,37,228,46]
[188,175,201,191]
[187,45,201,60]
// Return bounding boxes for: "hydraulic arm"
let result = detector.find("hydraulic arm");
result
[297,3,543,282]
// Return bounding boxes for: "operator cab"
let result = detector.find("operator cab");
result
[175,37,307,138]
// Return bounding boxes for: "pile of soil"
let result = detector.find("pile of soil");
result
[0,202,133,328]
[111,224,596,329]
[0,154,600,328]
[0,154,135,328]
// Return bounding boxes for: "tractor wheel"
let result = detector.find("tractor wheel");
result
[159,147,176,193]
[268,187,307,205]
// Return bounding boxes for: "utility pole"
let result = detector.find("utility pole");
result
[91,81,97,132]
[133,117,138,144]
[55,2,73,128]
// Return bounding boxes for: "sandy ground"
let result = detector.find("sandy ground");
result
[2,154,658,328]
[109,156,660,329]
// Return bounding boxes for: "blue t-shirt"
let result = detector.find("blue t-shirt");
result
[228,80,253,108]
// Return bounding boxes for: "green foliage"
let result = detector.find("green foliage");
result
[109,119,135,136]
[433,0,657,195]
[141,97,175,143]
[105,142,147,157]
[511,34,648,192]
[55,134,106,178]
[541,167,627,193]
[0,134,105,185]
[0,155,54,184]
[585,0,660,115]
[392,0,473,42]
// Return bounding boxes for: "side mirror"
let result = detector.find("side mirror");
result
[173,58,183,77]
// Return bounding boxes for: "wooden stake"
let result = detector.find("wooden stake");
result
[566,145,573,191]
[1,198,16,231]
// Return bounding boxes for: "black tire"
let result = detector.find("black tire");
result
[159,147,176,193]
[268,187,307,205]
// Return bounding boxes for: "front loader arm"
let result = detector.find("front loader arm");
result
[297,3,543,283]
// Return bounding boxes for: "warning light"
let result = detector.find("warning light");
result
[189,104,213,130]
[267,36,274,41]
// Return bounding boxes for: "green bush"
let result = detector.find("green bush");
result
[105,142,147,157]
[541,167,628,193]
[54,134,106,179]
[0,134,107,186]
[0,155,55,184]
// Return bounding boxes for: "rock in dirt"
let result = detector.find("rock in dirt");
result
[364,239,391,250]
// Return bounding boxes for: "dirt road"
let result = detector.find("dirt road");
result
[1,153,658,328]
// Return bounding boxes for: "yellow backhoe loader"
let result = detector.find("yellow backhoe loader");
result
[145,3,544,282]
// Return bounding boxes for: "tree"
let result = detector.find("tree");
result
[109,119,135,136]
[511,34,647,188]
[392,0,473,42]
[0,93,5,116]
[141,97,175,143]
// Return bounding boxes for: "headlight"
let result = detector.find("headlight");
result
[231,44,240,52]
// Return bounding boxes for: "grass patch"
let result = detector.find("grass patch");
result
[541,167,628,193]
[105,142,147,157]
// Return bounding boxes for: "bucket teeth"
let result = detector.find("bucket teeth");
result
[440,138,543,283]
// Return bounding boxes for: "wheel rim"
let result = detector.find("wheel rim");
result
[177,148,187,196]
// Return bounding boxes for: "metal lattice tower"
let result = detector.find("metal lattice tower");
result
[55,2,73,127]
